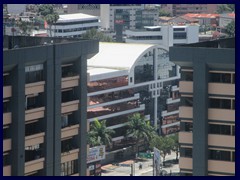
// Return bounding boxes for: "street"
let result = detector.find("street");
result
[101,151,179,176]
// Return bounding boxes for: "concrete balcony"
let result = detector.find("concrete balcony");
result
[179,132,192,144]
[25,81,45,95]
[208,160,235,174]
[208,134,235,148]
[3,86,12,98]
[61,149,79,163]
[25,107,45,122]
[3,138,11,152]
[179,106,193,119]
[25,132,45,147]
[25,158,44,174]
[3,112,12,125]
[179,157,192,170]
[179,81,193,93]
[162,110,179,117]
[208,108,235,122]
[3,165,11,176]
[61,100,79,114]
[61,75,79,89]
[208,83,235,96]
[61,124,79,139]
[166,97,180,104]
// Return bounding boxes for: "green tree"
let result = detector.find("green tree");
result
[150,136,174,165]
[81,28,113,42]
[38,4,59,37]
[159,9,171,17]
[216,4,234,13]
[88,119,115,148]
[126,113,157,154]
[225,20,235,37]
[169,133,179,161]
[18,20,34,36]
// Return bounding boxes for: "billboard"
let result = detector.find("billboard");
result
[153,147,161,176]
[87,145,106,163]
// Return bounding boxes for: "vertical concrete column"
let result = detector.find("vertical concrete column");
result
[53,45,62,176]
[193,60,208,176]
[44,47,54,175]
[11,62,25,175]
[74,55,88,176]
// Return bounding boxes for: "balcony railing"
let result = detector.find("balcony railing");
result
[25,158,45,174]
[61,124,79,139]
[25,107,45,122]
[61,100,79,114]
[61,149,79,163]
[3,112,12,125]
[62,75,79,89]
[3,86,12,98]
[25,132,45,147]
[25,81,45,95]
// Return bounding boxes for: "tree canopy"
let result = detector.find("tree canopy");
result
[217,4,235,13]
[81,28,113,42]
[225,20,235,37]
[88,119,115,147]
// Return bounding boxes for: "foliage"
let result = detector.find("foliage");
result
[126,113,157,153]
[38,4,59,37]
[217,4,235,13]
[88,119,115,147]
[159,9,171,17]
[169,133,179,160]
[225,20,235,37]
[81,28,113,42]
[18,20,33,35]
[150,135,175,163]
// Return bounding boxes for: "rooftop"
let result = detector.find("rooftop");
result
[88,42,155,70]
[184,13,220,18]
[57,13,99,23]
[177,37,235,49]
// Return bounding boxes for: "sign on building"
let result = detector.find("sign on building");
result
[87,145,106,163]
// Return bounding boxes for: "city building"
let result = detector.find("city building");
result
[48,13,100,38]
[219,13,235,31]
[3,35,99,176]
[87,42,180,163]
[125,24,199,46]
[100,4,159,31]
[161,4,218,16]
[7,4,27,15]
[166,16,199,25]
[67,4,100,16]
[183,13,219,26]
[170,38,235,176]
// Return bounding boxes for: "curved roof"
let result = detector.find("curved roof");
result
[88,42,155,70]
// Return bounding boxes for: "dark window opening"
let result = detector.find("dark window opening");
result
[181,97,193,107]
[62,89,76,103]
[209,98,231,109]
[209,124,231,135]
[209,73,231,83]
[209,150,231,161]
[61,160,78,176]
[181,71,193,81]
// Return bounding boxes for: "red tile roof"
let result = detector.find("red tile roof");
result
[184,13,220,18]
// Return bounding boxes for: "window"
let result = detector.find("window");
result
[232,126,235,136]
[173,32,187,39]
[181,71,193,81]
[173,28,185,31]
[3,100,10,113]
[180,147,192,157]
[232,152,235,162]
[25,64,43,83]
[61,160,77,176]
[209,73,231,83]
[209,150,231,161]
[209,98,231,109]
[209,124,231,135]
[181,97,193,107]
[61,115,69,128]
[25,94,43,110]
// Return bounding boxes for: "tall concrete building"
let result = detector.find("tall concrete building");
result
[67,4,100,16]
[100,4,159,31]
[162,4,218,16]
[3,36,99,176]
[170,38,235,176]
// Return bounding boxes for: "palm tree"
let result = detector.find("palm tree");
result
[88,119,115,148]
[126,113,157,154]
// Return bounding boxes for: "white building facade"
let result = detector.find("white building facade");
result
[48,13,100,38]
[87,43,180,162]
[125,25,199,46]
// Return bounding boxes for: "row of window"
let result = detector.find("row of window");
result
[181,71,235,84]
[128,35,163,40]
[173,32,187,39]
[181,122,235,136]
[181,148,235,162]
[55,19,99,26]
[54,26,98,33]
